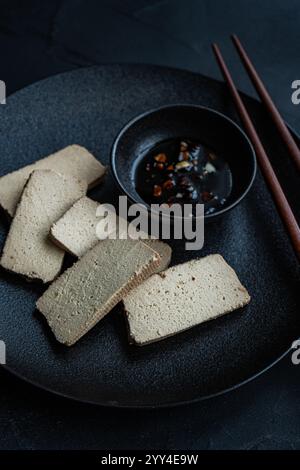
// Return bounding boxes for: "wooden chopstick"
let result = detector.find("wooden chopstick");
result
[231,34,300,173]
[212,43,300,262]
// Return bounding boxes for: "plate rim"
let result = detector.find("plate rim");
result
[1,342,295,409]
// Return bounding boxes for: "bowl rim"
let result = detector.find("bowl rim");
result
[110,103,257,219]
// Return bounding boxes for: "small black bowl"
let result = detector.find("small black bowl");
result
[111,104,256,220]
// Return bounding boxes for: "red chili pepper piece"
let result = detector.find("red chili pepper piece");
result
[163,179,175,190]
[154,162,165,170]
[201,191,213,202]
[153,185,162,197]
[154,153,167,163]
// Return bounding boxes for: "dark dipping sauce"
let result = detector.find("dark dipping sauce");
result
[135,138,232,215]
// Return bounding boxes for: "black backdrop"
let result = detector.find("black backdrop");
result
[0,0,300,450]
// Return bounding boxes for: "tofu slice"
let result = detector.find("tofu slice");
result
[36,239,161,346]
[0,145,106,217]
[51,196,105,258]
[50,196,172,271]
[0,170,87,283]
[124,254,251,345]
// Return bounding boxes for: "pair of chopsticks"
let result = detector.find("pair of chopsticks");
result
[212,35,300,262]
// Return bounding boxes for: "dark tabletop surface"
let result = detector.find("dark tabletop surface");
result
[0,0,300,450]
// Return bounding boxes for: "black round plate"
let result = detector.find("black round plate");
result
[0,65,299,408]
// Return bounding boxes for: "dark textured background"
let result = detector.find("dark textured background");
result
[0,0,300,450]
